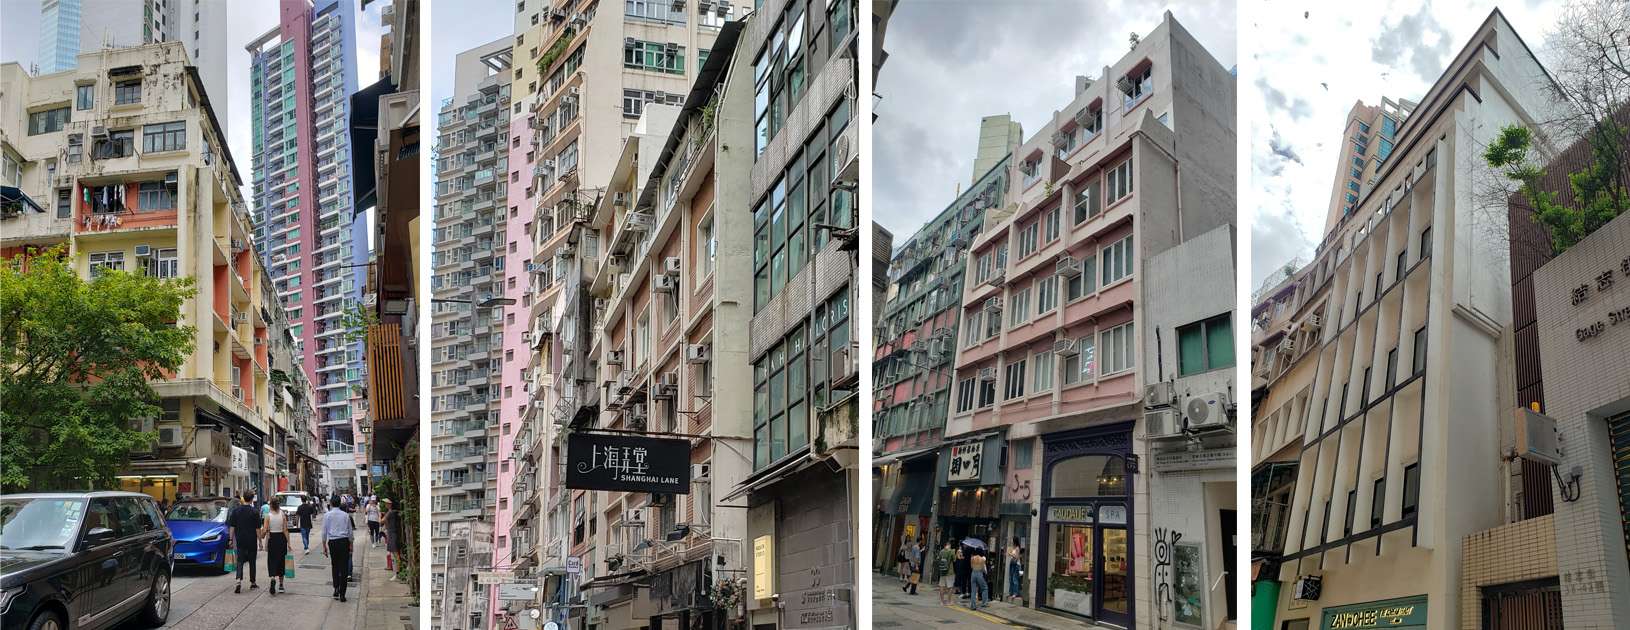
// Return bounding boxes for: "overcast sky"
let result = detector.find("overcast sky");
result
[0,0,384,208]
[1246,0,1564,289]
[874,0,1238,240]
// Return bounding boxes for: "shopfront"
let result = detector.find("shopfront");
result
[936,433,1006,550]
[1037,422,1134,627]
[877,449,937,573]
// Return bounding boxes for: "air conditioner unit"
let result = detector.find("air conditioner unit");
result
[1144,382,1175,408]
[978,367,997,382]
[653,383,676,399]
[628,402,647,422]
[613,191,629,207]
[715,1,729,16]
[671,0,685,11]
[570,14,587,27]
[92,126,108,137]
[1055,256,1081,277]
[626,212,654,231]
[1053,338,1078,357]
[232,312,247,324]
[685,344,710,363]
[1307,312,1323,329]
[1293,575,1322,601]
[988,269,1006,287]
[1144,408,1182,439]
[1514,407,1562,465]
[594,298,610,312]
[691,463,710,480]
[134,244,152,257]
[157,426,184,448]
[617,370,636,394]
[1280,336,1297,354]
[663,257,682,275]
[568,86,581,97]
[608,350,628,365]
[1115,75,1135,94]
[983,297,1002,312]
[1184,392,1232,432]
[541,158,556,170]
[550,8,567,19]
[653,274,677,293]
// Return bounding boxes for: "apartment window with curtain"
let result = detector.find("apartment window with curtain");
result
[141,121,185,153]
[1105,156,1134,204]
[1067,255,1097,300]
[1073,175,1101,224]
[76,83,95,110]
[1036,275,1058,314]
[1063,336,1096,385]
[1032,350,1054,392]
[1101,235,1134,285]
[114,79,142,105]
[1177,313,1233,375]
[1003,358,1026,400]
[28,107,69,135]
[1100,322,1135,375]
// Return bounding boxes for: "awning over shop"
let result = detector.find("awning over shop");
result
[872,446,936,468]
[885,467,936,516]
[124,458,209,472]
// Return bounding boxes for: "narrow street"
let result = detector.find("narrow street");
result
[871,573,1024,629]
[111,514,409,630]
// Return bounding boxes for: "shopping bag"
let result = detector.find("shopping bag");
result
[224,548,236,573]
[909,571,921,585]
[285,552,296,578]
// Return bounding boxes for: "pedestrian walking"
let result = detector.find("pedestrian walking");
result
[365,498,382,547]
[261,498,290,595]
[226,491,261,593]
[1006,538,1025,603]
[905,538,924,595]
[955,545,970,598]
[296,497,316,551]
[935,541,956,606]
[321,495,355,602]
[383,499,402,579]
[969,548,990,610]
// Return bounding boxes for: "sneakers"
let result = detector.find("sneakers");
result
[234,582,241,594]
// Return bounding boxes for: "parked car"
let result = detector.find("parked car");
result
[0,491,173,630]
[164,498,233,573]
[273,492,310,532]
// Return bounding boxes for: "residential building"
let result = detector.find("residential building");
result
[429,36,511,630]
[1261,11,1565,629]
[871,152,1009,574]
[0,42,313,502]
[246,0,368,494]
[726,1,864,629]
[972,114,1023,187]
[35,0,232,129]
[1320,97,1416,236]
[942,12,1234,627]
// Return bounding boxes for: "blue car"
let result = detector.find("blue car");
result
[164,499,233,573]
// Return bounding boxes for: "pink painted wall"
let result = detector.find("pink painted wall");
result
[488,111,535,629]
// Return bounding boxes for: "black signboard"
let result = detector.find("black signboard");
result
[565,432,691,494]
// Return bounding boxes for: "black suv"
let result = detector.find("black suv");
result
[0,492,174,630]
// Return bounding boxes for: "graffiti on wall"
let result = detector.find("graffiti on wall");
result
[1153,527,1183,621]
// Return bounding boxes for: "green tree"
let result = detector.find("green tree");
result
[339,299,378,343]
[1484,121,1628,254]
[0,248,197,491]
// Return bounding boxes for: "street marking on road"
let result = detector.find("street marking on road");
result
[946,604,1031,628]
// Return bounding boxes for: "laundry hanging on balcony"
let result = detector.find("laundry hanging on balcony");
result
[82,184,129,214]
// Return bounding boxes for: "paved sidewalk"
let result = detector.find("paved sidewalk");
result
[355,534,417,630]
[873,573,1114,630]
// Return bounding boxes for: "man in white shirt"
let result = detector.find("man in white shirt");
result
[320,495,355,601]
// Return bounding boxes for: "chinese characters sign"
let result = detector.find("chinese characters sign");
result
[565,433,690,494]
[1569,255,1630,343]
[947,441,983,482]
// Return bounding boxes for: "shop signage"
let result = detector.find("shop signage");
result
[1047,505,1095,524]
[565,556,582,575]
[230,446,249,475]
[947,442,983,482]
[1319,595,1428,629]
[753,535,774,600]
[498,582,540,600]
[1098,505,1127,525]
[475,571,514,585]
[565,433,690,494]
[1152,447,1236,472]
[1566,256,1630,343]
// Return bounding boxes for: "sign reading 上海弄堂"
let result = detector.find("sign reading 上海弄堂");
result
[565,432,690,494]
[1320,595,1428,629]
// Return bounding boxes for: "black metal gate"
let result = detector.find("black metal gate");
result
[1481,578,1563,630]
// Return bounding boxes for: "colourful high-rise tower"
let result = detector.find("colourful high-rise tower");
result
[246,0,368,493]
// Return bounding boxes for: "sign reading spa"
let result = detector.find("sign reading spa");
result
[565,432,691,494]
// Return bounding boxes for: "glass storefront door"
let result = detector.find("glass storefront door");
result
[1039,506,1132,626]
[1099,527,1131,625]
[1046,523,1095,615]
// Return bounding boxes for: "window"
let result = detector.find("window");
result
[1385,347,1399,390]
[1032,350,1054,392]
[88,251,125,277]
[964,310,983,347]
[956,378,976,413]
[146,248,179,279]
[1008,287,1030,328]
[625,0,687,22]
[67,135,83,163]
[95,129,135,159]
[624,39,685,74]
[1100,322,1134,375]
[1003,359,1026,400]
[1371,478,1386,528]
[76,84,95,110]
[977,373,996,407]
[114,79,142,104]
[1073,177,1101,224]
[1344,489,1357,536]
[28,107,69,135]
[1105,157,1134,204]
[1177,313,1232,375]
[142,121,185,153]
[1063,336,1095,384]
[1016,222,1038,258]
[974,252,993,283]
[1066,255,1097,300]
[1121,64,1153,110]
[697,215,717,277]
[1419,226,1432,259]
[1396,250,1408,282]
[752,326,808,469]
[1036,275,1058,314]
[1412,326,1427,374]
[622,89,684,118]
[1401,463,1420,517]
[138,181,175,210]
[1044,206,1061,242]
[55,189,72,218]
[1100,235,1133,285]
[828,0,852,48]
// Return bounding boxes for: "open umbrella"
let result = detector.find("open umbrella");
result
[962,537,987,550]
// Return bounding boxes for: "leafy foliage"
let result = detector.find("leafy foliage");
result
[1484,122,1629,254]
[339,299,378,344]
[0,248,196,491]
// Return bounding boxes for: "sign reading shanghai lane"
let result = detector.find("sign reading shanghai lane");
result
[565,432,691,494]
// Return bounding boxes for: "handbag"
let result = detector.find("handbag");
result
[285,552,296,578]
[224,548,237,573]
[909,571,921,585]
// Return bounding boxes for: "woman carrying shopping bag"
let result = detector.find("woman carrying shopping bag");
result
[261,497,291,595]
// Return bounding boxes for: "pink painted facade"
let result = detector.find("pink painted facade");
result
[490,112,535,628]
